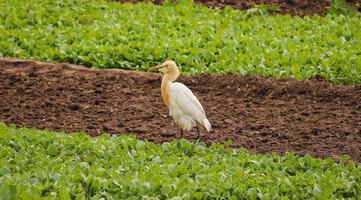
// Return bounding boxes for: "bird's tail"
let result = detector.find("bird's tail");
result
[203,118,212,132]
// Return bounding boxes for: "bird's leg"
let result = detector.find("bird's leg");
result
[180,129,183,139]
[196,126,200,139]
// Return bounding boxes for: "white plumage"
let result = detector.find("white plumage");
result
[149,60,212,138]
[168,82,212,132]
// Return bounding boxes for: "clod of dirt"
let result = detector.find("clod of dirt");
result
[0,58,361,162]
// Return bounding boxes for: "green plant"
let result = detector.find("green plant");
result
[246,4,280,16]
[0,123,360,199]
[328,0,359,17]
[0,0,360,83]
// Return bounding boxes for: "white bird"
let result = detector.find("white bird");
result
[149,60,212,138]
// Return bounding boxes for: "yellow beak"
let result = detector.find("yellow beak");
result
[149,65,162,72]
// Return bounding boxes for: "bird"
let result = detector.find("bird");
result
[149,60,212,139]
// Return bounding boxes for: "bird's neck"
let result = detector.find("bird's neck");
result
[161,73,178,107]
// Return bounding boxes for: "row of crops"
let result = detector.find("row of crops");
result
[0,0,361,83]
[1,123,360,199]
[1,0,361,199]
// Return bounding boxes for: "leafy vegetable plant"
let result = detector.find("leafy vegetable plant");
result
[328,0,359,17]
[0,123,360,199]
[0,0,360,83]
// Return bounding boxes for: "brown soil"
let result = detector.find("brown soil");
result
[112,0,361,16]
[194,0,331,16]
[348,0,361,11]
[1,58,360,162]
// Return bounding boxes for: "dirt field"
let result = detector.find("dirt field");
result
[1,58,360,161]
[112,0,361,16]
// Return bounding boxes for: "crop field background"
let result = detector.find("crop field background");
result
[1,0,361,83]
[1,124,361,199]
[0,0,361,199]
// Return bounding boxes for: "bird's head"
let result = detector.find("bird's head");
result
[149,60,179,75]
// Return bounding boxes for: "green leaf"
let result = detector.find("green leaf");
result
[58,186,71,200]
[46,145,59,156]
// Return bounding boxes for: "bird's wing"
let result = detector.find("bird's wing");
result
[169,82,206,119]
